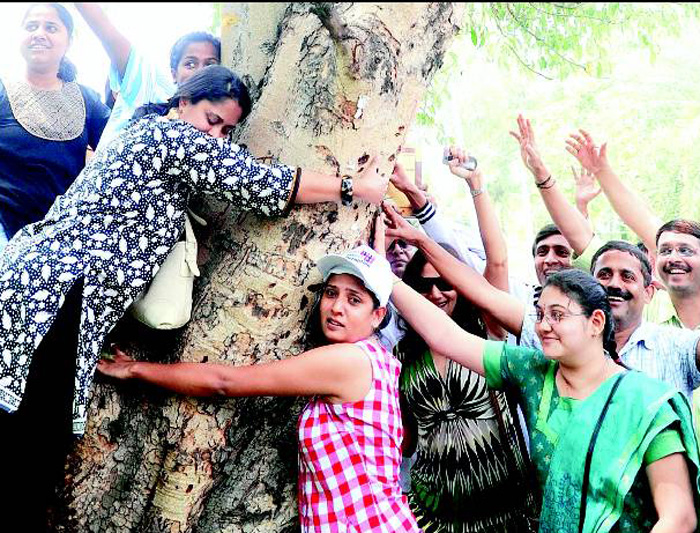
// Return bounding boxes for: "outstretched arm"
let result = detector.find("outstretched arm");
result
[383,205,526,336]
[446,146,508,292]
[75,3,132,79]
[390,159,485,273]
[98,344,372,403]
[391,278,486,375]
[510,115,594,255]
[447,146,508,338]
[296,157,388,205]
[567,129,662,253]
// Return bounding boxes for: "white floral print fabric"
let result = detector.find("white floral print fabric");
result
[0,115,296,434]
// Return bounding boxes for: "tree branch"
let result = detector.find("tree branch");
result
[310,3,351,41]
[490,6,553,80]
[505,4,589,73]
[526,2,626,24]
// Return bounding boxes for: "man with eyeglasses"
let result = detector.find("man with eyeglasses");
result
[390,220,700,400]
[654,220,700,330]
[567,130,700,329]
[385,238,416,279]
[519,240,700,399]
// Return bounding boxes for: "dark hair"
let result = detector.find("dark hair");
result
[532,224,564,257]
[655,219,700,246]
[132,65,252,122]
[170,32,221,72]
[398,244,487,362]
[543,269,627,368]
[23,3,76,82]
[636,241,649,256]
[303,275,391,349]
[590,240,652,287]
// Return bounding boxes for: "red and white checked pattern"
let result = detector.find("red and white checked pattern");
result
[297,338,420,532]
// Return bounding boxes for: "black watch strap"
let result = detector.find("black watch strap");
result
[341,176,354,206]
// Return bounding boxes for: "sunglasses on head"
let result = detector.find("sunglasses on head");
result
[413,276,453,293]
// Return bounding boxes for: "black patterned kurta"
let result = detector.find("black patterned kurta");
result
[400,350,536,533]
[0,114,297,434]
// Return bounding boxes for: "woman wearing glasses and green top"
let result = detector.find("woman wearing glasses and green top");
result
[383,205,699,533]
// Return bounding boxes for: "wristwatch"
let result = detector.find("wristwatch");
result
[341,176,354,206]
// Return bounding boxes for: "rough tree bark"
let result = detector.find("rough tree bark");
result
[57,3,463,532]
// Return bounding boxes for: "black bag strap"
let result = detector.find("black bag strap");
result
[489,389,540,531]
[578,372,627,533]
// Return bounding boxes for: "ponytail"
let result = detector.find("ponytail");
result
[603,332,629,370]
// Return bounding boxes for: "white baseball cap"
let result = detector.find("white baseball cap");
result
[316,245,393,306]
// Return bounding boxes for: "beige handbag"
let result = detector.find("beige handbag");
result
[130,215,200,329]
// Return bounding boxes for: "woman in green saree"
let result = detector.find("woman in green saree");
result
[383,206,699,533]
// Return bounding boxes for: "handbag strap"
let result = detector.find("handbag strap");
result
[490,389,540,504]
[578,372,627,533]
[183,215,200,276]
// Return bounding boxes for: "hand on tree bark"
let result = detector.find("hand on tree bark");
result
[354,155,389,205]
[390,162,417,194]
[96,346,136,380]
[371,211,387,257]
[382,202,423,246]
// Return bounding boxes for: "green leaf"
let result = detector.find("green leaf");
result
[471,26,478,46]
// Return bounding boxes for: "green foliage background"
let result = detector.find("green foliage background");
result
[409,3,700,281]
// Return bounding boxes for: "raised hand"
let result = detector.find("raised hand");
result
[97,345,136,380]
[572,165,602,215]
[509,114,549,182]
[389,161,415,193]
[371,210,387,256]
[382,203,423,247]
[445,145,483,191]
[566,129,609,175]
[355,155,389,205]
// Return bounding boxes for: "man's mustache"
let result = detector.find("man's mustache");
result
[662,262,691,274]
[606,287,633,301]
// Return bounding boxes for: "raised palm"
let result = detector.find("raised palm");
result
[572,166,602,206]
[509,114,547,179]
[566,129,609,175]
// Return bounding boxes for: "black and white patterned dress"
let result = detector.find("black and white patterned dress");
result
[0,114,297,434]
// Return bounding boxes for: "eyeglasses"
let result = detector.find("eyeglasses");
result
[533,308,587,326]
[413,276,454,293]
[658,245,698,258]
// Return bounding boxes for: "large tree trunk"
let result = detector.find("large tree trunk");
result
[57,3,462,531]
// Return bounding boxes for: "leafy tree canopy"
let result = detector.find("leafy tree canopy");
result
[411,3,700,280]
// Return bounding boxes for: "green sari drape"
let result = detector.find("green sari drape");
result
[540,370,700,533]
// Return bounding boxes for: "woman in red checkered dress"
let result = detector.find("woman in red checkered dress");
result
[98,245,420,532]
